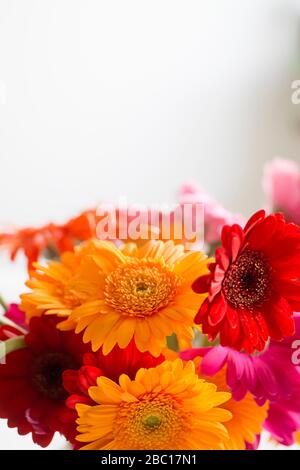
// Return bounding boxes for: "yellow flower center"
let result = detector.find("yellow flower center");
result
[104,259,181,317]
[113,394,188,449]
[143,414,161,429]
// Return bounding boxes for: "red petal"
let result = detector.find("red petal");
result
[268,296,295,339]
[239,310,260,352]
[62,370,78,394]
[274,280,300,310]
[231,228,243,261]
[226,304,239,329]
[244,210,265,234]
[220,316,241,349]
[215,248,230,271]
[66,394,93,410]
[192,274,211,294]
[78,365,101,393]
[254,311,269,342]
[208,295,227,327]
[194,298,209,324]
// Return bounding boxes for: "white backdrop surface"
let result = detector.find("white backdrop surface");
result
[0,0,300,227]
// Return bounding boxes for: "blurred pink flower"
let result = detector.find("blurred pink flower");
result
[178,182,245,245]
[263,393,300,446]
[181,313,300,446]
[263,158,300,225]
[4,303,28,330]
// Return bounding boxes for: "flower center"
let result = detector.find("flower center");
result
[31,352,77,400]
[222,250,271,310]
[113,394,186,449]
[143,414,162,429]
[104,259,181,317]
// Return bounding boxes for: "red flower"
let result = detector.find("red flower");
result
[0,324,23,340]
[62,341,165,448]
[193,210,300,353]
[0,316,89,447]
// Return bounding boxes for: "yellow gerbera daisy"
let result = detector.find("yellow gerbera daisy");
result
[75,359,232,450]
[22,239,210,357]
[195,359,269,450]
[20,240,105,322]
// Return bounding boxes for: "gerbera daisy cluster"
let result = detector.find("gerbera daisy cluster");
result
[1,184,300,449]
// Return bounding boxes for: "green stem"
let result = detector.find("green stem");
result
[0,315,27,334]
[0,336,26,363]
[0,295,8,311]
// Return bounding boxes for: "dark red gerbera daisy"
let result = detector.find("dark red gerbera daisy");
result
[193,210,300,353]
[0,315,89,447]
[62,341,165,448]
[0,324,23,341]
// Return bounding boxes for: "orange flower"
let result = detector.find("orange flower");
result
[20,239,103,322]
[0,205,196,271]
[76,359,232,450]
[60,240,209,356]
[0,210,96,270]
[192,357,269,450]
[21,240,210,356]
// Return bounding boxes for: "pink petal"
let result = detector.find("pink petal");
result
[200,346,229,376]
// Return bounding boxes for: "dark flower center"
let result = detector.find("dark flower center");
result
[222,250,271,310]
[31,352,76,401]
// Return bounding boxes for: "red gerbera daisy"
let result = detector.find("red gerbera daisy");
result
[0,315,89,447]
[0,324,23,341]
[62,341,165,448]
[193,210,300,353]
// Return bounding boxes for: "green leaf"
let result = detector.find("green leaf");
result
[166,333,179,352]
[0,295,8,311]
[0,315,27,334]
[0,336,26,363]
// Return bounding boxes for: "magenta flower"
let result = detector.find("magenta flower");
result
[178,182,245,245]
[245,435,260,450]
[4,303,28,330]
[263,158,300,225]
[181,314,300,445]
[264,393,300,446]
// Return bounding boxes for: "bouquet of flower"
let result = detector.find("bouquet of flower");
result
[0,158,300,450]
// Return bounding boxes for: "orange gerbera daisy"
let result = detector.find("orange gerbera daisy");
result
[58,240,209,356]
[0,210,96,270]
[20,240,103,322]
[75,359,232,450]
[21,240,210,357]
[202,363,269,450]
[1,205,195,270]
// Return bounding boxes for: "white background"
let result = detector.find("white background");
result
[0,0,300,449]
